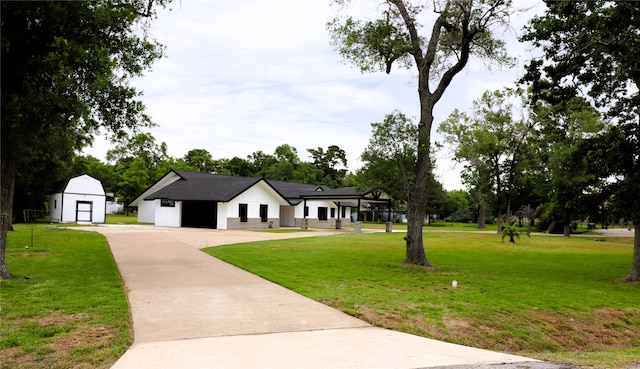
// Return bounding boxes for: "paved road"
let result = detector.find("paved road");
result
[80,225,545,369]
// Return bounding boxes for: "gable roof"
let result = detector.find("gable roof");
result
[50,174,104,195]
[266,180,330,205]
[144,173,263,202]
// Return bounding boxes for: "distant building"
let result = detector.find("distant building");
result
[129,170,390,230]
[105,193,124,214]
[50,174,106,224]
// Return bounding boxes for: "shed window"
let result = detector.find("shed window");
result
[54,200,57,209]
[318,207,328,221]
[161,199,175,207]
[239,203,248,222]
[260,204,268,222]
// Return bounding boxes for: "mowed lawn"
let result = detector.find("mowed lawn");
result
[0,225,130,369]
[205,231,640,368]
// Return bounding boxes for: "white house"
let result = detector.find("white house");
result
[129,170,389,230]
[50,174,106,224]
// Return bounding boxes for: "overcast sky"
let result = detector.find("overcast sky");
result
[85,0,545,190]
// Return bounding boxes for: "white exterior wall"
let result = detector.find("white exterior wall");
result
[49,193,63,223]
[217,202,228,229]
[60,193,106,223]
[138,200,156,223]
[294,200,339,219]
[227,181,287,218]
[155,200,181,227]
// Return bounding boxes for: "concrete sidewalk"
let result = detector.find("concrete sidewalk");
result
[82,225,541,369]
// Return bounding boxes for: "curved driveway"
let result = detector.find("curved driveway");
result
[82,225,539,369]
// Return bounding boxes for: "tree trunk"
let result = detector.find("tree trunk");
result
[404,144,431,266]
[623,224,640,282]
[0,141,17,280]
[546,219,556,234]
[403,85,432,267]
[477,201,486,230]
[563,212,571,237]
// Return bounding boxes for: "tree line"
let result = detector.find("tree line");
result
[11,130,480,227]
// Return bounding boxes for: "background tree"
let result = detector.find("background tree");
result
[358,111,418,208]
[438,89,534,232]
[307,145,348,187]
[521,1,640,281]
[117,157,150,209]
[226,157,257,177]
[358,111,444,222]
[442,190,474,223]
[328,0,515,266]
[106,132,168,178]
[184,149,216,173]
[262,144,304,182]
[1,0,168,279]
[529,96,604,236]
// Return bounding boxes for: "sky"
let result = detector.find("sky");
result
[85,0,546,190]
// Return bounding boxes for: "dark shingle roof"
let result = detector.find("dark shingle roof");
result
[266,180,329,204]
[140,170,385,205]
[145,173,261,202]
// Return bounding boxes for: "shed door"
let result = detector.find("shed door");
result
[76,201,93,223]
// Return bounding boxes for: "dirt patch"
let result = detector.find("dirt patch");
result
[0,313,119,369]
[346,304,640,357]
[440,308,640,354]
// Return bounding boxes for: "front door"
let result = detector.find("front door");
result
[76,201,93,223]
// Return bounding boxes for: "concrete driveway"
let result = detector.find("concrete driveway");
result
[80,225,541,369]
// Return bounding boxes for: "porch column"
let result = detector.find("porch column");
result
[386,199,392,232]
[302,199,308,229]
[355,198,362,232]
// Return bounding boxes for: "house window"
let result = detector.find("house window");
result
[330,208,336,218]
[239,203,248,222]
[304,206,309,217]
[341,207,346,218]
[260,204,268,222]
[161,199,175,207]
[318,207,328,221]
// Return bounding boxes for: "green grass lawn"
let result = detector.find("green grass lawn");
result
[204,232,640,368]
[0,225,131,369]
[356,221,500,232]
[105,214,143,225]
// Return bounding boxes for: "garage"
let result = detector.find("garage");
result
[181,201,217,228]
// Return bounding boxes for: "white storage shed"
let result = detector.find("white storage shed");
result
[50,174,106,224]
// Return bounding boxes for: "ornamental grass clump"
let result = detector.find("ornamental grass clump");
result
[501,223,530,244]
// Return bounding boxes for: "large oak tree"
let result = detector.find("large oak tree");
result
[1,1,169,279]
[328,0,515,266]
[521,0,640,281]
